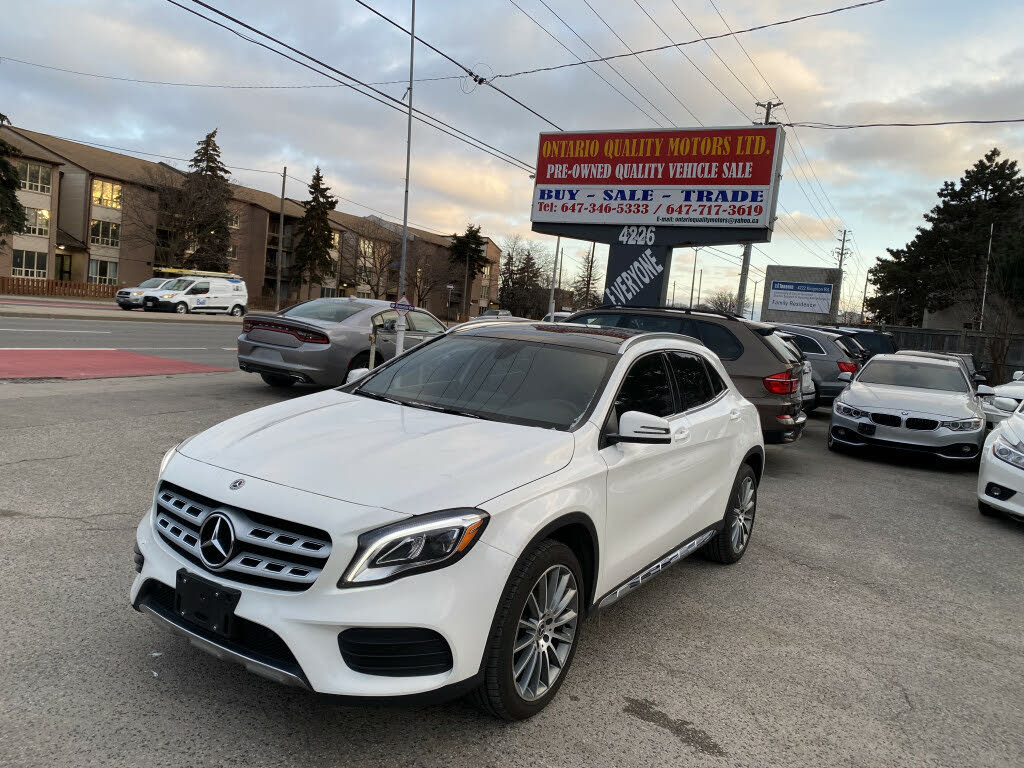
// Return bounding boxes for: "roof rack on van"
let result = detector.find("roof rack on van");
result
[153,267,244,279]
[595,304,745,321]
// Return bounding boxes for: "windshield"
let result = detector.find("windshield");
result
[857,359,968,393]
[354,335,614,430]
[854,332,896,355]
[281,299,368,323]
[139,278,167,288]
[163,279,193,291]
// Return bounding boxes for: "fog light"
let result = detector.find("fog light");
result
[985,482,1016,500]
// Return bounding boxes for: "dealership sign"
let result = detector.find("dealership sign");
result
[767,281,834,314]
[531,126,784,229]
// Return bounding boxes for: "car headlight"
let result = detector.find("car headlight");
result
[993,436,1024,469]
[339,508,489,587]
[940,418,983,431]
[158,435,196,476]
[160,293,177,299]
[130,290,143,297]
[834,400,867,419]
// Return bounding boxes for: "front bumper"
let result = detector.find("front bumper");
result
[143,298,177,312]
[117,295,144,307]
[982,401,1015,426]
[978,445,1024,519]
[829,409,985,459]
[129,456,516,698]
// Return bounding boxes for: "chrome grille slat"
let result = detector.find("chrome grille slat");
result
[153,483,332,592]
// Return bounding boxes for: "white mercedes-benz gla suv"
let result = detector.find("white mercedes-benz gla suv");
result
[130,322,765,719]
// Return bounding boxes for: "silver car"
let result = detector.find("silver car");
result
[828,353,994,462]
[776,324,865,408]
[238,298,446,387]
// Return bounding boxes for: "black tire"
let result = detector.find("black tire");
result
[230,304,245,317]
[260,373,296,388]
[346,351,371,380]
[120,305,133,311]
[701,464,757,565]
[142,306,154,312]
[175,302,189,315]
[978,500,1000,518]
[470,540,584,721]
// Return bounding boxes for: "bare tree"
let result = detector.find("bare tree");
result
[337,218,399,299]
[406,238,455,307]
[705,289,750,316]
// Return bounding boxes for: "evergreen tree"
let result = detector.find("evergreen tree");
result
[182,129,232,271]
[0,112,26,247]
[292,167,338,299]
[497,250,519,311]
[570,245,600,310]
[449,224,488,316]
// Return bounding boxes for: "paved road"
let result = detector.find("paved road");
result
[0,371,1022,767]
[0,315,241,369]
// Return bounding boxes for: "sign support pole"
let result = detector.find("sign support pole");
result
[395,0,415,355]
[547,236,561,317]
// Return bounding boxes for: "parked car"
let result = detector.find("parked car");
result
[238,297,446,387]
[115,278,174,310]
[564,306,806,443]
[142,276,248,316]
[894,350,984,389]
[542,311,573,322]
[950,352,987,383]
[978,399,1024,520]
[481,309,512,317]
[835,327,897,358]
[980,377,1024,426]
[776,324,864,409]
[131,322,765,719]
[828,352,993,461]
[777,333,816,412]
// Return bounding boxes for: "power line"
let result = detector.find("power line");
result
[784,118,1024,129]
[165,0,534,172]
[670,0,757,100]
[0,54,463,88]
[492,1,887,80]
[351,0,562,130]
[584,0,701,124]
[506,0,666,126]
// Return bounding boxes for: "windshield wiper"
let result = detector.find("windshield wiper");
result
[354,390,403,406]
[400,401,483,419]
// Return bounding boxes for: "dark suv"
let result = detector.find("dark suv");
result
[564,306,806,443]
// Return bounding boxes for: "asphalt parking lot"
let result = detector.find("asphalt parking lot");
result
[1,320,1022,767]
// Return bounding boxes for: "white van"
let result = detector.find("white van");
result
[141,276,248,316]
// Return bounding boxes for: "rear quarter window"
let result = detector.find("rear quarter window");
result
[759,330,800,363]
[695,321,743,361]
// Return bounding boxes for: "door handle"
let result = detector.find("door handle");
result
[672,427,690,442]
[729,409,742,421]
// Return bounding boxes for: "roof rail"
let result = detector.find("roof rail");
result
[618,332,704,353]
[594,304,744,321]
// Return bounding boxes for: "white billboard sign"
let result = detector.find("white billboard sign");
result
[767,280,833,314]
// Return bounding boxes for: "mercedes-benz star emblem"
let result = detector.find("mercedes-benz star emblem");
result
[229,478,245,490]
[199,512,235,570]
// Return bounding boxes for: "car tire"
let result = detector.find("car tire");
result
[701,464,757,565]
[470,539,583,721]
[826,430,841,452]
[175,302,189,315]
[978,500,1000,518]
[119,305,133,311]
[347,351,371,379]
[142,306,153,312]
[260,373,296,388]
[230,304,245,317]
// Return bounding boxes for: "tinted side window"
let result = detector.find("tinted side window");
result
[704,359,727,395]
[695,321,743,360]
[566,313,625,328]
[620,314,685,333]
[408,311,445,333]
[615,354,674,419]
[372,310,398,330]
[669,353,714,410]
[791,334,825,355]
[191,281,210,295]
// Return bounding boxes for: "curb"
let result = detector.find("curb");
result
[0,309,242,325]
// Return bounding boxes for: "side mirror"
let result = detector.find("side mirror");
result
[346,367,370,384]
[976,385,995,397]
[974,373,987,383]
[1013,371,1023,381]
[837,371,853,382]
[993,396,1018,412]
[607,411,672,445]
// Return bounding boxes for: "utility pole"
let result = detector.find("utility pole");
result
[394,0,415,354]
[696,269,703,307]
[832,228,848,323]
[750,279,760,319]
[736,100,782,315]
[860,271,869,322]
[556,247,564,306]
[275,166,286,312]
[671,280,676,306]
[979,222,995,331]
[547,236,561,316]
[689,248,698,307]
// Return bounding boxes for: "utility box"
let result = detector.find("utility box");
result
[760,265,842,324]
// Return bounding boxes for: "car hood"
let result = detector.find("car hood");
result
[178,389,574,514]
[843,381,979,417]
[993,381,1024,397]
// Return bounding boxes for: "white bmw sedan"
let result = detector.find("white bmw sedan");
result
[979,399,1024,521]
[131,322,764,719]
[828,353,993,462]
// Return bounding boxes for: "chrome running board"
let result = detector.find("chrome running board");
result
[597,528,718,610]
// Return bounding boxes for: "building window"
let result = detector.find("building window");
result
[88,259,118,285]
[483,263,491,278]
[23,208,50,237]
[480,284,491,303]
[356,290,371,299]
[91,179,122,209]
[12,249,48,279]
[321,286,338,298]
[228,212,240,229]
[16,160,52,194]
[90,219,121,247]
[331,231,341,250]
[227,245,238,263]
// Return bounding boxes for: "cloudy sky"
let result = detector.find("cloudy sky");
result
[3,0,1022,312]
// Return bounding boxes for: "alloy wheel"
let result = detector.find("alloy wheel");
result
[730,476,756,552]
[512,564,578,702]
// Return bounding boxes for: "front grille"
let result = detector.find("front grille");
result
[117,290,130,298]
[154,481,332,592]
[906,417,939,431]
[339,628,453,677]
[139,580,300,671]
[871,413,902,427]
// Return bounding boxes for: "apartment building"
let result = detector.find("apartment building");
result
[2,127,502,317]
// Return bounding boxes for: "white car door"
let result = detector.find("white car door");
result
[599,352,697,589]
[666,351,738,532]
